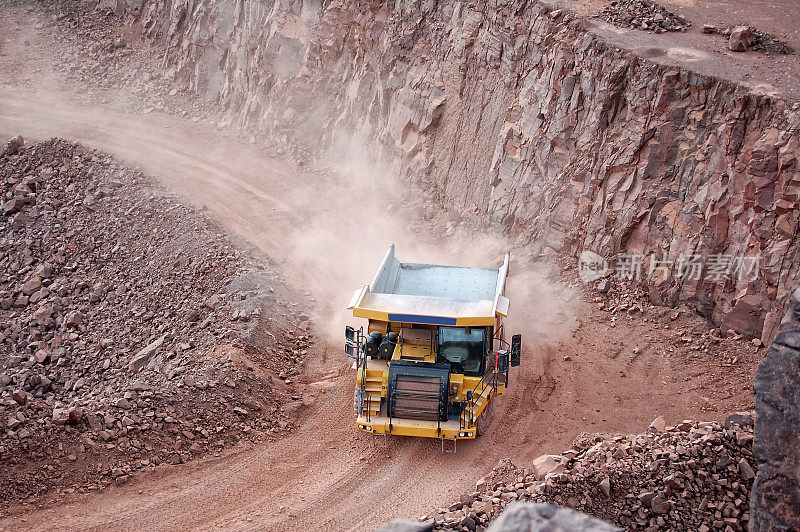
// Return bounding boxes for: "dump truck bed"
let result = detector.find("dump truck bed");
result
[373,261,500,300]
[348,245,509,327]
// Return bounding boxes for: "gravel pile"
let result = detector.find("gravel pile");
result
[0,137,305,509]
[429,414,756,531]
[748,28,794,55]
[49,1,218,120]
[599,0,690,33]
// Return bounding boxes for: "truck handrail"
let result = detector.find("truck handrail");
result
[461,365,497,430]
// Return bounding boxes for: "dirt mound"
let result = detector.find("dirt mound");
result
[598,0,691,33]
[0,137,304,512]
[429,415,755,531]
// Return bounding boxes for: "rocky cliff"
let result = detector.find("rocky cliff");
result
[102,0,799,341]
[751,283,800,530]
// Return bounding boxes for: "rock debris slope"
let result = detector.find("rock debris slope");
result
[428,415,756,531]
[0,137,304,509]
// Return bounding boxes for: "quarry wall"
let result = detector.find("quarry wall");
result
[102,0,800,342]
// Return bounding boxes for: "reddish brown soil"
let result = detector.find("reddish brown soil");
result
[0,1,763,530]
[566,0,800,101]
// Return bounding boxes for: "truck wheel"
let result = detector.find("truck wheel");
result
[354,388,361,416]
[476,400,493,436]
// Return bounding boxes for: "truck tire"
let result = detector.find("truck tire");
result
[476,400,493,436]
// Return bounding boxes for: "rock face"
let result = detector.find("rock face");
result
[751,284,800,530]
[486,502,621,531]
[113,0,799,341]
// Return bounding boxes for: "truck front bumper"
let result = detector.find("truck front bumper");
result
[356,415,476,439]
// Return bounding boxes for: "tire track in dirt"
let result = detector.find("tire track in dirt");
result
[0,87,753,531]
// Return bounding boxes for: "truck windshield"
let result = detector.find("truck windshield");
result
[438,327,485,375]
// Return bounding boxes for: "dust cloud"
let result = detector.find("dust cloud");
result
[0,89,578,349]
[286,128,579,347]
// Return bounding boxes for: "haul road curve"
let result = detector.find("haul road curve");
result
[0,89,563,530]
[0,5,758,526]
[0,87,748,531]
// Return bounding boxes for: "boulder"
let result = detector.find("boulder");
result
[68,407,83,425]
[52,408,69,425]
[485,502,621,531]
[739,458,755,481]
[8,416,21,430]
[598,476,611,496]
[129,335,165,372]
[649,416,666,432]
[10,211,29,230]
[751,285,800,530]
[12,390,27,405]
[532,454,564,479]
[2,135,24,157]
[459,492,475,506]
[729,26,753,52]
[2,198,22,216]
[650,494,670,514]
[473,500,493,516]
[64,311,84,329]
[21,277,42,296]
[460,515,476,531]
[374,519,433,532]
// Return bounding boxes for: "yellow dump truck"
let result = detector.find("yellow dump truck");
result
[345,245,521,449]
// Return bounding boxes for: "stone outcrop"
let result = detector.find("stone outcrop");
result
[751,284,800,530]
[107,0,799,340]
[375,519,433,532]
[487,502,621,531]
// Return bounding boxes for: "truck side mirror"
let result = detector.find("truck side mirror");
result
[510,334,521,367]
[345,343,357,358]
[497,350,509,373]
[345,326,356,343]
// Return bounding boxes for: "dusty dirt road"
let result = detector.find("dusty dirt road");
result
[0,87,758,531]
[0,5,759,528]
[0,88,564,530]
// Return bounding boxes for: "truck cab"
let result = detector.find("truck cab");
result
[345,245,521,445]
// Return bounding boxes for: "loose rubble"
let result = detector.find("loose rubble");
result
[703,24,794,55]
[0,137,308,510]
[598,0,691,33]
[428,415,756,531]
